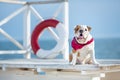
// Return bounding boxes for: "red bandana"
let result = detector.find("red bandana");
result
[71,37,94,50]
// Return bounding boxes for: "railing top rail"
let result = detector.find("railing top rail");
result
[0,0,27,5]
[0,0,68,5]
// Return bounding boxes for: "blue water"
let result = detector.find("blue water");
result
[0,38,120,60]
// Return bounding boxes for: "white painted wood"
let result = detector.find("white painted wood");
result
[26,0,65,5]
[0,59,119,80]
[0,28,24,49]
[0,59,119,70]
[0,50,27,54]
[0,0,26,5]
[23,5,31,59]
[62,0,69,62]
[98,59,120,64]
[0,0,65,5]
[52,3,64,19]
[29,6,44,21]
[0,6,26,26]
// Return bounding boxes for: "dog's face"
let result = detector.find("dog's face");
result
[74,25,91,43]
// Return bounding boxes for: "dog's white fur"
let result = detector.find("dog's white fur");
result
[70,25,98,65]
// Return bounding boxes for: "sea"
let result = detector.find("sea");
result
[0,38,120,60]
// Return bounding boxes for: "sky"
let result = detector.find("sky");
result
[0,0,120,41]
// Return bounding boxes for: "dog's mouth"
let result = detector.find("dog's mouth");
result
[77,34,84,39]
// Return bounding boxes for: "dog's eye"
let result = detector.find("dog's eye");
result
[85,29,87,31]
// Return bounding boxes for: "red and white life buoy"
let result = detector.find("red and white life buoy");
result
[31,19,67,58]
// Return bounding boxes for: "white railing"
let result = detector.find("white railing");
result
[0,0,69,62]
[0,1,120,80]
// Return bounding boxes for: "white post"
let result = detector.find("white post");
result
[63,0,69,62]
[23,5,31,59]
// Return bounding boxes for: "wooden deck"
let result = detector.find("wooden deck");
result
[0,59,120,71]
[0,59,120,80]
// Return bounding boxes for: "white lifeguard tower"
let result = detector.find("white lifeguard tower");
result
[0,0,120,80]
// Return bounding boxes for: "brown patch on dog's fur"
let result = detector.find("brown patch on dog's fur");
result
[72,49,76,53]
[74,25,91,32]
[77,52,80,57]
[74,25,80,33]
[69,49,81,62]
[87,26,91,31]
[69,54,72,62]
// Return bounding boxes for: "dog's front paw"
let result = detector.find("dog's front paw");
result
[81,62,86,65]
[70,53,77,65]
[92,60,100,65]
[70,62,75,65]
[70,60,76,65]
[94,62,100,65]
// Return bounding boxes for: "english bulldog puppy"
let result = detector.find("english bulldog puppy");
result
[69,25,99,65]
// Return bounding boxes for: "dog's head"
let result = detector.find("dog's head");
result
[74,25,91,43]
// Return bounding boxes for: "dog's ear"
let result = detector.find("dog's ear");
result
[74,25,80,33]
[87,26,91,31]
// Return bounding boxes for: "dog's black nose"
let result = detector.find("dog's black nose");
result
[79,30,83,33]
[80,34,83,36]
